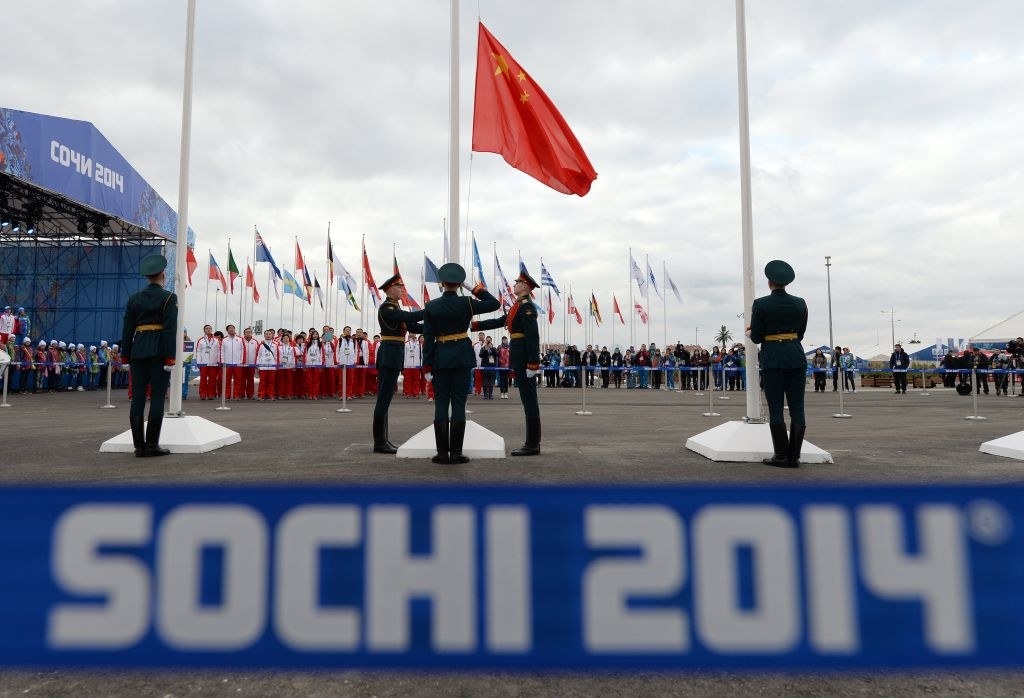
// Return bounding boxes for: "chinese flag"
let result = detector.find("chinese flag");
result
[185,245,198,286]
[472,22,597,197]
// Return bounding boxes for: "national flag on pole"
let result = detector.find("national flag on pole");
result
[665,269,683,303]
[208,253,227,294]
[494,253,515,310]
[634,301,648,325]
[567,294,583,325]
[282,269,305,300]
[424,255,441,283]
[393,256,421,310]
[472,22,597,196]
[227,247,240,294]
[589,293,602,325]
[327,232,335,286]
[613,294,625,325]
[314,275,325,310]
[647,261,662,300]
[540,260,560,298]
[422,280,430,307]
[362,243,381,309]
[295,240,306,271]
[471,235,487,288]
[302,266,313,304]
[255,231,282,280]
[630,254,647,298]
[185,245,198,286]
[546,289,555,324]
[337,263,361,311]
[245,264,260,304]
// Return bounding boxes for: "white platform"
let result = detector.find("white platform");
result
[979,431,1024,461]
[686,420,833,463]
[99,415,241,454]
[397,420,506,459]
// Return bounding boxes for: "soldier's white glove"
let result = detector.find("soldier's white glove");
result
[424,372,433,382]
[163,364,174,373]
[525,369,540,378]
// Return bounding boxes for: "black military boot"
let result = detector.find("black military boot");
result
[511,416,541,456]
[449,420,469,464]
[142,416,171,457]
[762,423,792,467]
[431,420,450,464]
[373,415,398,454]
[788,424,806,467]
[129,415,146,457]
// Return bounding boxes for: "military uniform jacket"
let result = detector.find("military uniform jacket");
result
[749,288,808,370]
[376,300,424,370]
[423,288,500,370]
[120,283,178,361]
[474,296,541,370]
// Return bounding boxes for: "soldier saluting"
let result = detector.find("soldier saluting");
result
[474,271,543,456]
[372,273,423,453]
[120,254,178,457]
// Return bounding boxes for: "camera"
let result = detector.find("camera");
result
[1008,338,1024,358]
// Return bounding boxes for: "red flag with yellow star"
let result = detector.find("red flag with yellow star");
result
[472,22,597,196]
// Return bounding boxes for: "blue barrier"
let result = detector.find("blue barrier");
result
[1,484,1022,670]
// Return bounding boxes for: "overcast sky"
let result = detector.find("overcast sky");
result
[5,1,1022,354]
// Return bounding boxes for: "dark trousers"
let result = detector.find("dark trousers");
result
[514,362,540,418]
[499,369,510,393]
[129,357,170,418]
[893,370,908,392]
[831,366,839,389]
[432,367,471,421]
[844,370,856,391]
[762,368,806,425]
[373,366,401,419]
[601,369,609,387]
[813,370,826,391]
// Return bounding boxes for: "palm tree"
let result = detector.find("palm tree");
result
[715,324,732,350]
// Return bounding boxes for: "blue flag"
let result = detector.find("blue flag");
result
[472,235,487,288]
[424,255,441,283]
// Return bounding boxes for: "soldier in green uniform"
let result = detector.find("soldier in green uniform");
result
[372,273,424,453]
[422,263,500,464]
[749,259,808,468]
[474,271,543,456]
[120,254,178,457]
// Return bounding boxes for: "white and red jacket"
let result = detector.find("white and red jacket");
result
[255,338,280,369]
[195,334,221,366]
[243,336,260,366]
[304,340,324,368]
[220,334,246,366]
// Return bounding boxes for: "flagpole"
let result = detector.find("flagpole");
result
[360,235,367,330]
[736,0,760,421]
[645,253,652,349]
[204,251,210,326]
[662,260,668,348]
[628,248,634,347]
[611,293,616,351]
[447,0,460,263]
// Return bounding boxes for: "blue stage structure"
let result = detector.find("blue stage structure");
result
[0,108,195,346]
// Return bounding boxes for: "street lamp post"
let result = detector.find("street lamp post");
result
[882,308,900,348]
[695,326,699,347]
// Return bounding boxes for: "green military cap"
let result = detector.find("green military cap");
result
[140,254,168,277]
[515,270,540,290]
[764,259,795,285]
[437,262,466,284]
[380,273,404,291]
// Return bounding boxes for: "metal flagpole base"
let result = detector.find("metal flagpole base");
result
[99,404,117,409]
[336,407,352,413]
[575,410,592,416]
[832,413,852,419]
[397,420,506,459]
[100,414,241,454]
[687,420,833,463]
[702,411,721,417]
[965,415,988,420]
[215,405,231,411]
[980,431,1024,460]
